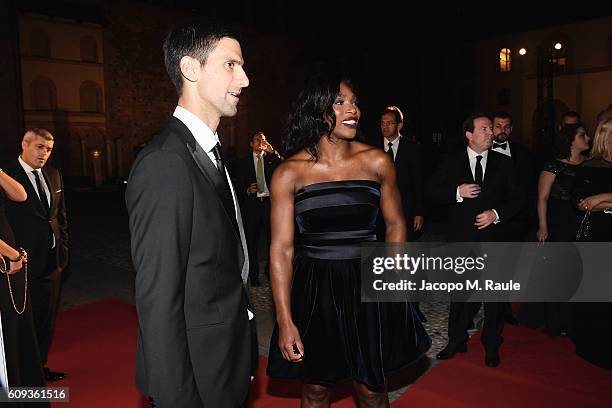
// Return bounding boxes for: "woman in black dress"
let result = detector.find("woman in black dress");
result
[536,123,590,243]
[0,168,48,405]
[266,76,430,407]
[521,123,590,336]
[572,118,612,370]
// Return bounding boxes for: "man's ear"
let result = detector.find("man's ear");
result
[397,122,404,132]
[179,56,199,83]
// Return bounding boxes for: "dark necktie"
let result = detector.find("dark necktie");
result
[387,142,395,161]
[475,155,483,185]
[493,142,507,150]
[211,142,237,221]
[32,170,49,214]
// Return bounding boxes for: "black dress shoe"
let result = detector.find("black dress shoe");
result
[484,347,500,367]
[436,342,467,360]
[44,368,66,381]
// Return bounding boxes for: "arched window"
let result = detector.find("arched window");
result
[499,48,511,72]
[80,36,98,62]
[30,29,50,57]
[80,81,102,112]
[31,77,57,110]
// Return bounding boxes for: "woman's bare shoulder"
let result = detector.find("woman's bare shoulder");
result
[272,150,314,188]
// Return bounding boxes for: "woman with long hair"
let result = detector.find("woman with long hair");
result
[266,75,430,407]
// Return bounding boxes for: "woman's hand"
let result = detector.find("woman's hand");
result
[8,258,23,275]
[578,194,605,211]
[278,321,304,362]
[536,227,548,243]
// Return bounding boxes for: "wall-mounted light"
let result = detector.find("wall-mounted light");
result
[554,42,563,50]
[518,48,527,56]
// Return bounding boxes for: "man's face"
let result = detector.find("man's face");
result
[380,112,402,141]
[466,117,493,153]
[197,37,249,119]
[493,117,513,142]
[21,136,54,169]
[250,133,267,154]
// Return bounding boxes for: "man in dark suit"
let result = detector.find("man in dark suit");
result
[4,128,69,382]
[426,113,523,367]
[126,20,255,407]
[374,106,427,321]
[234,131,281,286]
[375,106,424,241]
[491,111,537,242]
[491,111,538,326]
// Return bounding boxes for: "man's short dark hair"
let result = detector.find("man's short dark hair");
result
[491,110,513,125]
[381,105,404,124]
[249,131,264,143]
[163,19,240,95]
[462,112,490,137]
[561,110,581,121]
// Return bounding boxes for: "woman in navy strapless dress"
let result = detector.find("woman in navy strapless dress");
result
[266,76,430,407]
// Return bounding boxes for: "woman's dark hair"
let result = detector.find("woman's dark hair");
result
[553,122,586,159]
[283,75,354,160]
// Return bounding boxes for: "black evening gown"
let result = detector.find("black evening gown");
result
[519,159,580,335]
[0,192,48,406]
[266,180,431,388]
[572,158,612,370]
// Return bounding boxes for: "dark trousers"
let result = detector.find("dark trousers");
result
[448,302,504,348]
[30,249,61,365]
[242,197,271,282]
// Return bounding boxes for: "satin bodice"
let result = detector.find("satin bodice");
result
[294,180,380,259]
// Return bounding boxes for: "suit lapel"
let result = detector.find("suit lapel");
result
[482,150,498,189]
[461,151,474,183]
[41,167,55,213]
[15,161,47,218]
[394,137,404,166]
[168,118,240,238]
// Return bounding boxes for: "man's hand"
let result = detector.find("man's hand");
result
[247,182,258,194]
[475,210,497,229]
[458,183,481,199]
[413,215,424,231]
[261,140,275,154]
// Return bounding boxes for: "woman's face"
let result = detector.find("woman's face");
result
[329,82,360,140]
[571,127,590,152]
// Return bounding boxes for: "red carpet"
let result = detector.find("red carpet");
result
[48,301,612,407]
[47,299,146,408]
[394,325,612,408]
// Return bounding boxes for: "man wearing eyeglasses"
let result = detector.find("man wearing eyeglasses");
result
[375,106,424,241]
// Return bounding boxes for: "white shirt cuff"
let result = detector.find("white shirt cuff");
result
[247,309,254,320]
[456,187,463,203]
[492,209,500,224]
